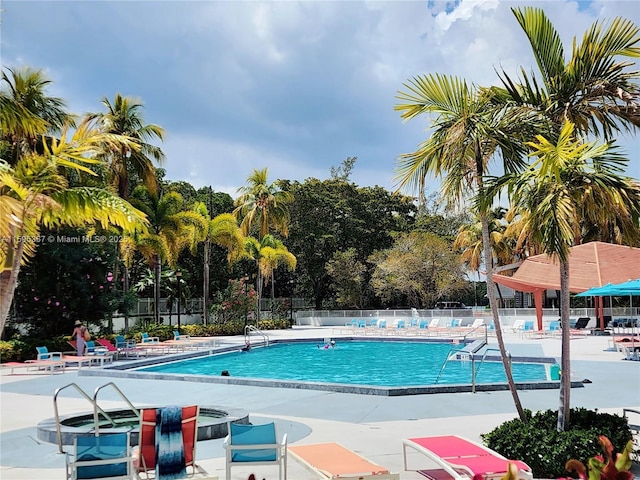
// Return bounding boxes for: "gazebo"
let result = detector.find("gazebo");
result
[492,242,640,330]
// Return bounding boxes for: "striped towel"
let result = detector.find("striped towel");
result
[155,406,186,480]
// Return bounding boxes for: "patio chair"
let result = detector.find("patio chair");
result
[289,442,399,480]
[114,335,146,359]
[135,405,204,479]
[511,319,526,333]
[223,421,287,480]
[65,432,133,480]
[402,435,533,480]
[95,339,121,359]
[35,346,63,361]
[173,331,190,341]
[140,332,160,344]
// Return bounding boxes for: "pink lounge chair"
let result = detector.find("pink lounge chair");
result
[402,435,533,480]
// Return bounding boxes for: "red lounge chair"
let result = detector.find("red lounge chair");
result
[402,435,532,480]
[135,405,202,479]
[96,338,121,359]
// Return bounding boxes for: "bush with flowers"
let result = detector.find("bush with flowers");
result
[210,278,258,324]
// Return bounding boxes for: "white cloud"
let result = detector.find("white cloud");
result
[1,0,637,199]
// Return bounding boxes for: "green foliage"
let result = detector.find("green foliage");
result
[13,227,118,337]
[482,408,633,478]
[280,178,416,309]
[210,278,257,324]
[370,232,467,308]
[0,336,72,362]
[256,318,290,330]
[268,299,291,322]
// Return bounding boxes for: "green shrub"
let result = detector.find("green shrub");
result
[257,319,290,330]
[482,408,633,478]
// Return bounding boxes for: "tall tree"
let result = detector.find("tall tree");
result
[395,74,535,421]
[192,206,245,324]
[0,140,148,336]
[234,168,293,309]
[127,188,207,323]
[495,122,640,431]
[87,94,165,199]
[234,167,292,239]
[1,66,72,166]
[244,234,296,322]
[497,7,640,141]
[370,232,467,308]
[494,7,640,431]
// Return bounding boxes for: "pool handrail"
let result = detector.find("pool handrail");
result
[93,382,140,437]
[244,325,269,347]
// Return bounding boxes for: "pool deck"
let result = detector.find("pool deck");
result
[1,327,639,479]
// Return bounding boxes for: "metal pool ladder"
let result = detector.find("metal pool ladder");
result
[244,324,270,347]
[435,325,489,391]
[53,381,139,453]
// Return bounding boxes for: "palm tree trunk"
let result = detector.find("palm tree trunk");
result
[203,239,210,325]
[153,255,161,324]
[123,266,130,333]
[557,260,571,431]
[481,210,527,421]
[0,236,25,337]
[256,272,262,324]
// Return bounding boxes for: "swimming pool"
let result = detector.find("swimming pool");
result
[136,340,549,390]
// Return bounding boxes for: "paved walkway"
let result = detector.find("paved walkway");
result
[1,327,638,479]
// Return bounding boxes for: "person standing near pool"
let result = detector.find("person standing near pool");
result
[72,320,87,356]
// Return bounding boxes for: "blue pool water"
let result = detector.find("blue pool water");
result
[139,341,548,387]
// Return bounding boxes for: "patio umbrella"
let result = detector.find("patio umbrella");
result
[576,278,640,327]
[577,278,640,297]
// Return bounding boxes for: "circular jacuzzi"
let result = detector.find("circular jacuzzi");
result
[37,406,249,446]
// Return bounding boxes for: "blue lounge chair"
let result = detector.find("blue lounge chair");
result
[140,333,159,344]
[35,346,63,361]
[223,421,287,480]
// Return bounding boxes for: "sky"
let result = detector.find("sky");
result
[1,0,639,198]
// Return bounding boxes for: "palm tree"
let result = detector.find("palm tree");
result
[191,205,245,324]
[127,188,207,323]
[497,7,640,140]
[234,168,293,239]
[0,146,148,336]
[87,94,165,199]
[234,168,294,313]
[500,121,640,431]
[492,7,640,431]
[0,66,148,336]
[395,74,539,421]
[453,208,516,307]
[1,66,72,166]
[244,234,296,323]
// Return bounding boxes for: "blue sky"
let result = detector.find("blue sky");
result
[2,0,638,197]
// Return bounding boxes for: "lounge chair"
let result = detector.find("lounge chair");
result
[223,421,287,480]
[96,338,121,359]
[140,332,160,344]
[402,435,533,480]
[36,345,63,361]
[66,432,133,480]
[1,359,65,374]
[289,442,399,480]
[511,319,525,333]
[114,335,147,358]
[173,331,190,341]
[543,321,561,338]
[135,405,205,479]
